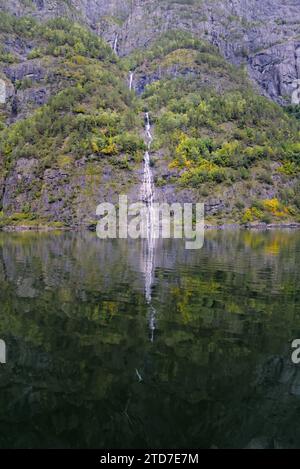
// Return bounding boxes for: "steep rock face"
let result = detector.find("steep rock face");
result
[117,0,300,105]
[2,0,299,104]
[0,0,130,25]
[0,0,77,20]
[248,40,300,103]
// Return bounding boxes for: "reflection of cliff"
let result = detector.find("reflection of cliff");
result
[239,354,300,449]
[0,231,299,448]
[1,230,298,296]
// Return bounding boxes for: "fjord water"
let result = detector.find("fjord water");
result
[0,231,300,449]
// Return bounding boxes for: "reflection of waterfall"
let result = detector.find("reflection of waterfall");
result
[129,71,134,91]
[141,112,157,342]
[144,243,156,343]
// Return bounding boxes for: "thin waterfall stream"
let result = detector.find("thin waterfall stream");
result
[141,112,155,240]
[129,71,134,91]
[113,33,119,54]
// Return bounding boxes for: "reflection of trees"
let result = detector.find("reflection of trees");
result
[0,231,299,448]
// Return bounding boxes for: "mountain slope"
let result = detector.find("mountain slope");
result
[0,15,144,228]
[0,6,299,228]
[1,0,300,104]
[128,31,300,224]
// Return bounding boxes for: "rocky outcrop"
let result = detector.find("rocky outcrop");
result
[0,154,141,228]
[4,60,46,83]
[2,59,51,121]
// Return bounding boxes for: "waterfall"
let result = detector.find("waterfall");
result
[145,112,153,146]
[141,112,155,240]
[113,33,118,54]
[141,112,157,342]
[129,71,134,91]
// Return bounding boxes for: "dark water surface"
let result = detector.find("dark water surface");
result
[0,230,300,449]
